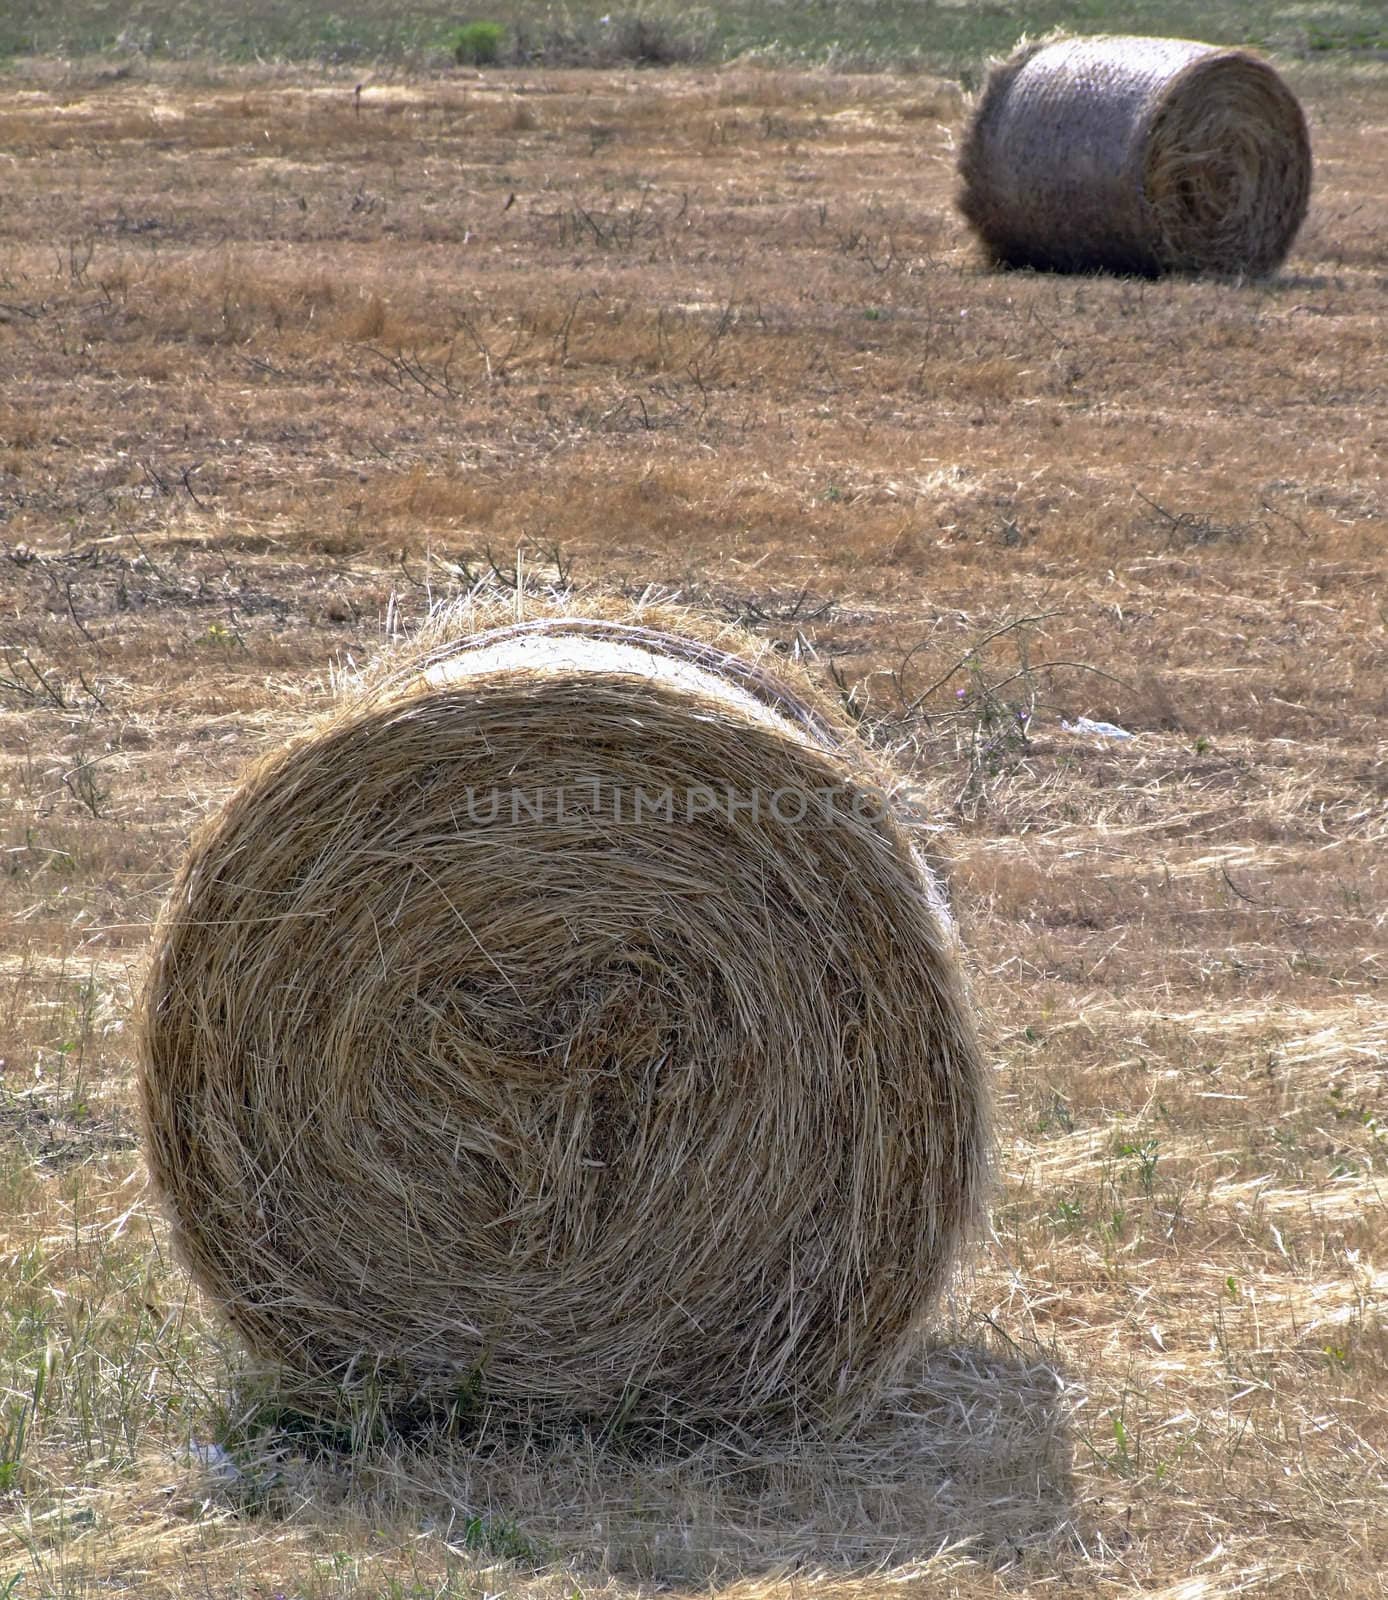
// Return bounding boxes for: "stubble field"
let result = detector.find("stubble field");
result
[0,47,1385,1600]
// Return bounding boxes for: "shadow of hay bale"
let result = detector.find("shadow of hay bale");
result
[196,1340,1081,1587]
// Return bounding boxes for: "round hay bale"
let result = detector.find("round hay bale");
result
[957,34,1311,277]
[139,609,989,1427]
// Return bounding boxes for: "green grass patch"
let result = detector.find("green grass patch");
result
[450,19,505,63]
[3,0,1385,71]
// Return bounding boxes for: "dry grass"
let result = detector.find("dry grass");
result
[0,51,1385,1600]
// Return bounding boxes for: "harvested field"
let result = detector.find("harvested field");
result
[0,49,1385,1600]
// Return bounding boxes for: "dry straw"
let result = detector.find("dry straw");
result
[957,34,1312,276]
[140,603,989,1429]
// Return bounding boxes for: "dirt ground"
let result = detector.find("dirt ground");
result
[0,56,1385,1599]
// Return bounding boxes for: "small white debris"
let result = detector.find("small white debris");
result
[183,1442,241,1484]
[1062,716,1134,740]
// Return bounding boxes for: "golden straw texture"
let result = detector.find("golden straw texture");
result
[957,34,1312,276]
[140,608,989,1427]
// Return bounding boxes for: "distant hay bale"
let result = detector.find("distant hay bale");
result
[139,608,989,1428]
[957,34,1311,277]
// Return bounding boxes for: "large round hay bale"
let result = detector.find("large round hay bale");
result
[957,34,1311,276]
[140,609,989,1427]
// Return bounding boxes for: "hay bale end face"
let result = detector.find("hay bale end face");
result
[957,34,1312,277]
[140,613,989,1427]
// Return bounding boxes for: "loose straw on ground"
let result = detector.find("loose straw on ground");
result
[957,34,1311,277]
[140,606,989,1429]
